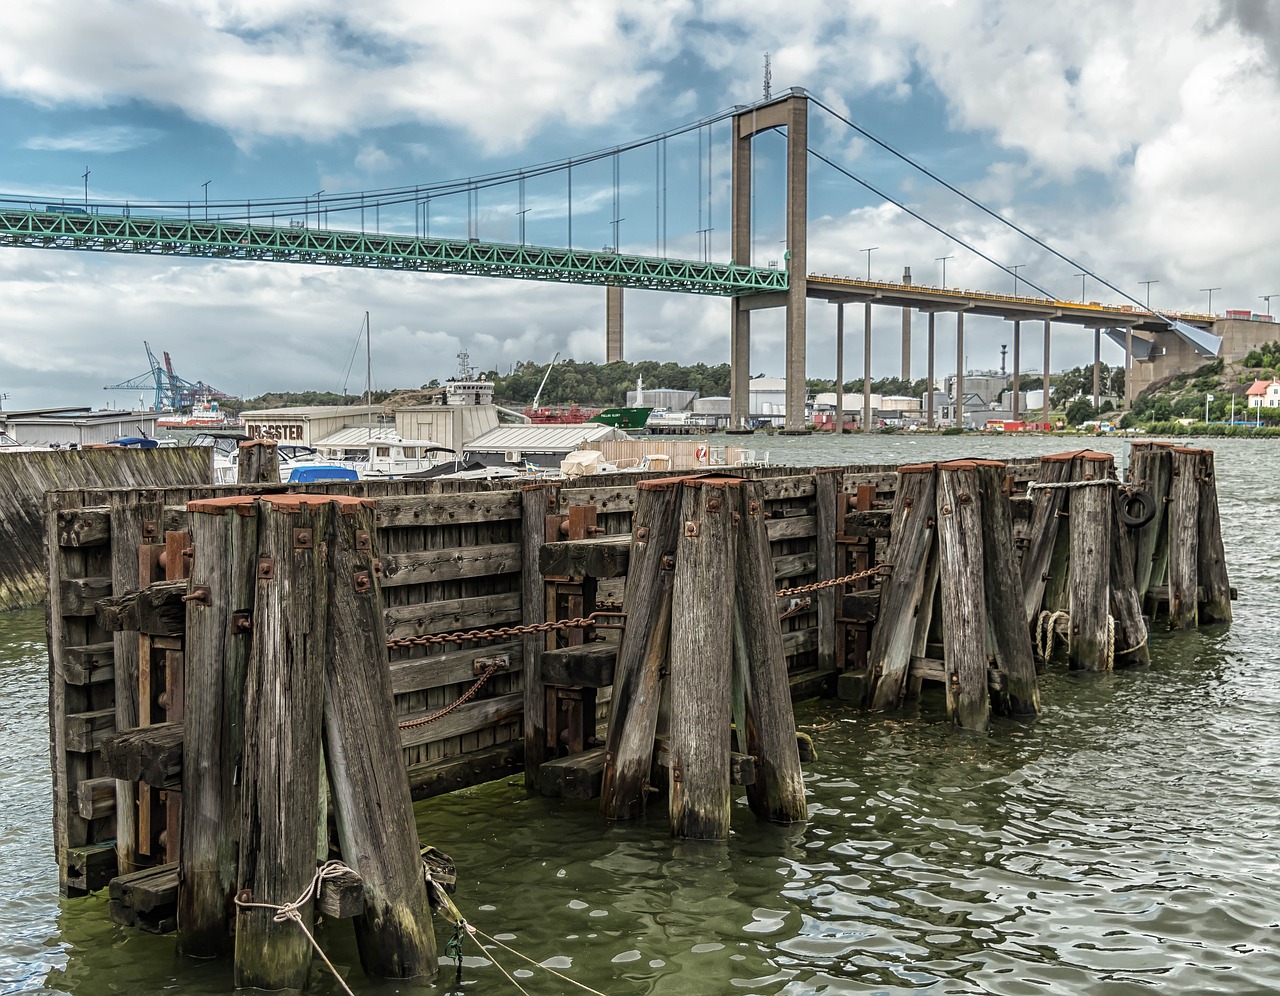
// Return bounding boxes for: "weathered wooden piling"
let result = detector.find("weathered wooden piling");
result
[1020,452,1078,623]
[237,440,280,484]
[600,480,682,821]
[813,470,842,673]
[1126,443,1172,602]
[973,461,1039,713]
[668,480,735,840]
[734,480,806,823]
[1067,452,1115,671]
[866,464,937,711]
[322,497,437,979]
[935,461,991,730]
[234,495,330,992]
[1108,485,1151,668]
[521,483,559,787]
[1194,449,1232,625]
[180,496,259,957]
[1167,447,1201,630]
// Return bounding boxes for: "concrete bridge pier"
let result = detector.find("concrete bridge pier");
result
[1042,319,1053,423]
[1012,321,1022,420]
[955,310,967,428]
[606,286,624,363]
[1093,327,1101,409]
[901,267,913,381]
[926,311,937,429]
[862,303,873,432]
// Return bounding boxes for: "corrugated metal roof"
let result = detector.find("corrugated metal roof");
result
[464,423,626,453]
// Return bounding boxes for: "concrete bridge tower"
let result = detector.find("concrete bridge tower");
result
[731,90,809,432]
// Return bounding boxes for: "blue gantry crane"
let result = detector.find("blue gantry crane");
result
[104,341,233,412]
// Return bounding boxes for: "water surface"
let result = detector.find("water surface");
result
[4,435,1277,995]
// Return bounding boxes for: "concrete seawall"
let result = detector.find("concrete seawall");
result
[0,447,212,612]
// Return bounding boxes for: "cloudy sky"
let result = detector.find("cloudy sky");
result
[1,0,1278,411]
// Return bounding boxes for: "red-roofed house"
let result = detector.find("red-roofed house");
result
[1246,379,1280,408]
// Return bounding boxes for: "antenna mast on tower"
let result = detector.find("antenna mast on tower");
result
[763,53,772,100]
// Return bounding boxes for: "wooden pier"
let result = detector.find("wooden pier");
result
[40,444,1233,989]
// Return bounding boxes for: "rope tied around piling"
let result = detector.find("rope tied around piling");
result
[233,859,357,996]
[1026,478,1119,493]
[1037,610,1146,668]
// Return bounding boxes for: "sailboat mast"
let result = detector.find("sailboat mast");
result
[364,310,372,418]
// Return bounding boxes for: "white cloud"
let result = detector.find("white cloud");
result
[3,0,1280,410]
[22,125,161,153]
[0,1,689,151]
[354,144,395,173]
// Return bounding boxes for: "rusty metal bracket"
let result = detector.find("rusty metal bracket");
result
[182,585,211,606]
[684,521,700,537]
[473,653,510,676]
[354,529,371,551]
[353,569,372,593]
[142,520,160,539]
[257,556,275,580]
[231,611,253,634]
[293,527,314,549]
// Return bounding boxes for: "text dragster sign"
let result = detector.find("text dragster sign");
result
[246,423,306,441]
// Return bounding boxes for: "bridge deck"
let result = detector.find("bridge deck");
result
[0,210,787,297]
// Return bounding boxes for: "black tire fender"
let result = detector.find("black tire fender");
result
[1119,488,1157,529]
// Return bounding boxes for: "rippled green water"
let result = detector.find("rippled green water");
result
[4,436,1278,995]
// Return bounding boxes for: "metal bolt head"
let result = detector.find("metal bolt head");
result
[293,527,313,549]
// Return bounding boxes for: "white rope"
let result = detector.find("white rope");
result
[234,859,357,996]
[426,873,609,996]
[1036,609,1070,662]
[1027,478,1119,492]
[1038,609,1136,668]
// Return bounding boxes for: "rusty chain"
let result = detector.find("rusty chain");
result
[391,566,887,728]
[398,660,506,730]
[385,610,626,653]
[774,564,887,598]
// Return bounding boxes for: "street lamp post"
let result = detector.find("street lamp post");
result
[1010,263,1025,295]
[1262,293,1279,318]
[860,246,878,280]
[1074,272,1087,301]
[202,180,211,220]
[936,255,954,289]
[1140,279,1158,309]
[313,189,325,230]
[1200,287,1221,314]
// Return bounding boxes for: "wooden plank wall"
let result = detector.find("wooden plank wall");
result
[45,459,1045,893]
[1,446,212,612]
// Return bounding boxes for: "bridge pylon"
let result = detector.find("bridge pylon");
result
[731,90,809,432]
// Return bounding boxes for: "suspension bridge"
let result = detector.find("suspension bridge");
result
[0,88,1221,431]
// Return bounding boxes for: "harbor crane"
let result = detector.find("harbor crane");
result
[104,341,233,412]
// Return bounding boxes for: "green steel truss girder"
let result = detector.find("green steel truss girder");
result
[0,211,788,296]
